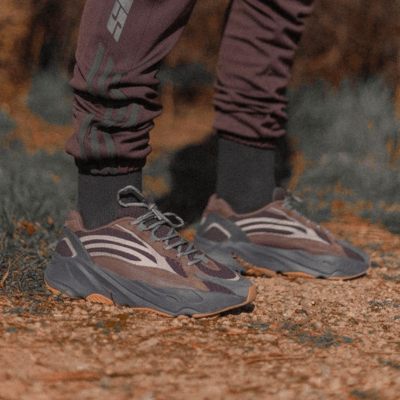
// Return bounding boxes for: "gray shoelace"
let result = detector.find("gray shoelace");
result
[282,191,330,232]
[118,186,208,266]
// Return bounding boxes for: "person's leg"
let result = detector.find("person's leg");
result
[195,0,370,279]
[214,0,314,213]
[45,0,256,317]
[66,0,198,229]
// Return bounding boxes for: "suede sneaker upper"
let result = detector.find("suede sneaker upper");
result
[46,186,256,317]
[195,189,369,279]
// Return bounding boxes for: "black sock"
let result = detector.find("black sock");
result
[78,171,142,229]
[216,136,276,214]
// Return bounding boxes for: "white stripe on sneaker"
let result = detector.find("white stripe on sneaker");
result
[236,215,329,245]
[116,224,178,274]
[203,222,232,239]
[80,227,178,275]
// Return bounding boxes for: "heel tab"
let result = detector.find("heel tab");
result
[64,210,84,231]
[203,194,234,218]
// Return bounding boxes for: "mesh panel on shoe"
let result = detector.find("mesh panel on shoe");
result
[203,280,234,295]
[167,258,188,278]
[117,203,200,262]
[150,223,202,262]
[315,228,332,244]
[55,238,74,257]
[342,245,365,262]
[117,206,148,219]
[202,226,230,243]
[197,261,237,279]
[117,205,185,250]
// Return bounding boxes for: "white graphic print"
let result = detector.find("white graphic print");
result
[236,208,330,245]
[229,273,240,282]
[60,237,77,258]
[203,222,232,239]
[81,225,178,275]
[107,0,134,42]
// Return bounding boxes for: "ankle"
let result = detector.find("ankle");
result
[78,170,142,229]
[216,136,276,214]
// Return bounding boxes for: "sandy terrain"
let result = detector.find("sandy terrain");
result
[1,218,400,400]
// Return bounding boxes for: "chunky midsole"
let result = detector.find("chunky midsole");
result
[45,251,250,316]
[195,236,369,278]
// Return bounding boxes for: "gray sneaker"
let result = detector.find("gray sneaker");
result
[45,186,256,317]
[194,189,369,279]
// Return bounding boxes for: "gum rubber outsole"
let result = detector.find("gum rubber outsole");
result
[233,254,369,280]
[195,235,370,280]
[45,281,257,318]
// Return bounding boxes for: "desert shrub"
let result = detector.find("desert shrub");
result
[0,149,76,232]
[0,111,16,139]
[0,148,77,298]
[27,67,73,126]
[287,76,400,231]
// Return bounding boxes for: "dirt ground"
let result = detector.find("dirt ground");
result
[1,217,400,400]
[2,2,400,398]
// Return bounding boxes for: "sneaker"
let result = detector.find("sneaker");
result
[45,186,256,317]
[194,189,369,279]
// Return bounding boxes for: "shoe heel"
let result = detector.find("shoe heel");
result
[44,253,113,302]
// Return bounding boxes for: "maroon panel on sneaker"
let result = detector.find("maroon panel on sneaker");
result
[55,239,74,257]
[203,281,234,295]
[343,245,365,262]
[167,258,188,278]
[202,226,230,243]
[197,261,237,280]
[315,228,332,245]
[117,206,149,219]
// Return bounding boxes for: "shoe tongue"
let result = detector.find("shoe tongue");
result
[117,204,149,219]
[272,188,287,201]
[117,203,197,259]
[117,188,153,219]
[116,188,196,260]
[116,200,178,239]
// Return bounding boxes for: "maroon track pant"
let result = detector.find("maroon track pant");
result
[66,0,314,175]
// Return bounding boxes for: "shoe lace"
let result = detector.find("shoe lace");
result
[118,186,208,266]
[282,191,329,232]
[282,191,304,214]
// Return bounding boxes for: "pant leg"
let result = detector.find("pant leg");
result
[66,0,197,175]
[214,0,314,147]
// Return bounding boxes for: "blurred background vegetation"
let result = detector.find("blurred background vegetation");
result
[1,0,400,232]
[2,0,400,94]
